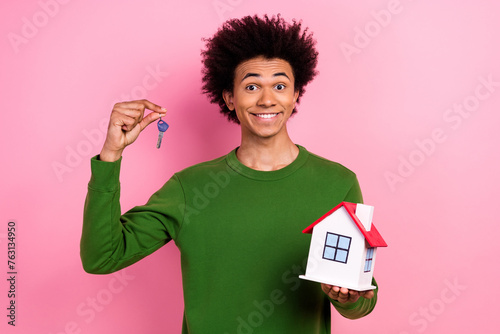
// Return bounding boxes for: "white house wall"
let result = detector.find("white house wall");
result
[305,207,367,288]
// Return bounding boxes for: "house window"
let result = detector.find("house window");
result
[323,233,351,263]
[364,248,374,272]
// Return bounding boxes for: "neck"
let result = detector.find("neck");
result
[237,130,299,171]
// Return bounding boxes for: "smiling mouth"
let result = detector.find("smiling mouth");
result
[253,113,279,119]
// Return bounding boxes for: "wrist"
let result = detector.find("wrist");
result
[99,147,123,162]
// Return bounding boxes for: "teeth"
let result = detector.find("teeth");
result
[255,113,278,119]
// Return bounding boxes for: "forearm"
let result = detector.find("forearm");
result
[80,155,183,274]
[80,155,127,274]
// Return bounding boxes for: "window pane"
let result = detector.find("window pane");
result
[338,236,351,250]
[335,249,348,263]
[365,259,372,272]
[326,233,338,247]
[323,246,336,260]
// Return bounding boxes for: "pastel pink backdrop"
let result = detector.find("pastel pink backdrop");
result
[1,0,499,333]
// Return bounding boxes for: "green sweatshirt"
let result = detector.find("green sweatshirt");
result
[81,145,378,333]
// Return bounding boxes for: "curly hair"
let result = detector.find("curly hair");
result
[201,14,319,123]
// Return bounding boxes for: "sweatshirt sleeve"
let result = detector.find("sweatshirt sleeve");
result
[343,174,363,204]
[80,155,185,274]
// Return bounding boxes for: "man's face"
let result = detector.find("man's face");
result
[223,57,299,141]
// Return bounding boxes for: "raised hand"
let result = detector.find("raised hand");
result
[99,99,167,162]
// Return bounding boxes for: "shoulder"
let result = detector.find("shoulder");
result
[303,147,357,179]
[298,146,363,203]
[173,152,233,181]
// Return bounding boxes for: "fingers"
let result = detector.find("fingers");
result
[321,284,347,302]
[112,99,167,132]
[359,290,375,299]
[114,99,165,113]
[138,106,166,131]
[321,284,372,304]
[336,287,355,303]
[101,99,167,159]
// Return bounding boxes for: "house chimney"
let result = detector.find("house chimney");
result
[355,204,374,231]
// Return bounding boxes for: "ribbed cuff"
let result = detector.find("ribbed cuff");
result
[88,155,122,192]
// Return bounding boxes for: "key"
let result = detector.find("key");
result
[156,118,169,149]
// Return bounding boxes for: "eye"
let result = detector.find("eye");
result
[246,84,258,91]
[275,84,286,91]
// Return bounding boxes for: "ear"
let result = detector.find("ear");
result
[222,90,235,111]
[292,90,299,106]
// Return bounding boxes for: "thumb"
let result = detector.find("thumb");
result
[138,110,167,132]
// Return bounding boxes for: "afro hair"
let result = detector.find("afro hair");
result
[201,14,319,123]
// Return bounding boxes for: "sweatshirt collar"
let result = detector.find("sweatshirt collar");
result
[226,145,308,181]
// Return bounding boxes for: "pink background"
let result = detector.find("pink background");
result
[1,0,499,333]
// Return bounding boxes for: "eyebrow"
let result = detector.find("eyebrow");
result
[241,72,291,82]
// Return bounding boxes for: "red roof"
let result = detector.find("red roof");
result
[302,202,387,247]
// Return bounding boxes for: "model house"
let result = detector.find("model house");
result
[299,202,387,291]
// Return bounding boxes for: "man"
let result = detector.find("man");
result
[81,14,378,333]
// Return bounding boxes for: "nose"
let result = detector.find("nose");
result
[257,87,276,107]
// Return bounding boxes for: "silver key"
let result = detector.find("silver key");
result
[156,131,165,149]
[156,119,169,149]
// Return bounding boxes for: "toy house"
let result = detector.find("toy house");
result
[299,202,387,291]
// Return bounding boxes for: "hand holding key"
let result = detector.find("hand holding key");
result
[100,99,167,162]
